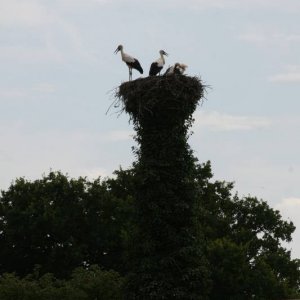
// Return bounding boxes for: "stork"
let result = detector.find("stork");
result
[149,50,168,76]
[164,63,188,76]
[114,45,143,81]
[176,63,188,75]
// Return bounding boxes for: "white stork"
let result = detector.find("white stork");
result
[149,50,168,76]
[164,63,188,76]
[114,45,143,81]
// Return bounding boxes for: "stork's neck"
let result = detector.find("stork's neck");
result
[160,53,165,64]
[120,49,126,59]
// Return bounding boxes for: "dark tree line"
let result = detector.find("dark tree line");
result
[0,171,133,278]
[0,163,299,299]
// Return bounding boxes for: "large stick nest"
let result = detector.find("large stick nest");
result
[114,75,206,123]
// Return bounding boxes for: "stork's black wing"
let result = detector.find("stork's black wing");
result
[149,62,162,76]
[128,59,143,74]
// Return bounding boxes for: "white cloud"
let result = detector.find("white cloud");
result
[59,0,109,6]
[79,167,110,180]
[239,31,300,49]
[276,197,300,210]
[103,130,134,142]
[286,34,300,42]
[224,159,299,200]
[0,125,134,191]
[0,89,26,99]
[0,0,107,28]
[31,83,56,94]
[275,197,300,258]
[239,33,266,44]
[194,111,271,131]
[0,0,52,27]
[0,1,97,65]
[161,0,300,12]
[0,83,56,101]
[269,73,300,83]
[0,45,64,64]
[269,65,300,83]
[2,0,298,22]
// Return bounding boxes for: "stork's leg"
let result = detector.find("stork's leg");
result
[129,68,132,81]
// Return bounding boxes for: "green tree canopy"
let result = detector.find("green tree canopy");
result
[0,265,123,300]
[0,164,299,299]
[194,161,300,299]
[0,171,133,278]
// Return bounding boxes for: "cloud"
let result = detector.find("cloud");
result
[268,65,300,83]
[0,45,64,64]
[79,167,110,180]
[31,83,56,94]
[59,0,109,6]
[102,130,134,142]
[239,31,300,49]
[276,197,300,210]
[0,125,134,191]
[269,73,300,83]
[0,1,97,64]
[0,0,108,28]
[275,197,300,257]
[194,111,271,131]
[3,0,298,24]
[0,89,26,99]
[161,0,300,12]
[0,83,56,101]
[0,0,52,27]
[239,33,267,45]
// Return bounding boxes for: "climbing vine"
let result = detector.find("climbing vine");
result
[117,75,210,299]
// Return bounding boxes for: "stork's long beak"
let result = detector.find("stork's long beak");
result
[114,48,119,54]
[164,52,169,56]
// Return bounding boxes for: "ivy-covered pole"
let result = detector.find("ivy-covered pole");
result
[117,75,210,299]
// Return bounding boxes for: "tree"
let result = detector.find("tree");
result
[0,265,123,300]
[0,162,299,299]
[194,161,300,299]
[0,172,132,277]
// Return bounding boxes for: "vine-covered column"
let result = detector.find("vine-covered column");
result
[117,75,210,299]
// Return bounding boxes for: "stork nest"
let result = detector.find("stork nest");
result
[112,75,206,123]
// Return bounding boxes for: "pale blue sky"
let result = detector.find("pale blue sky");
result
[1,0,300,256]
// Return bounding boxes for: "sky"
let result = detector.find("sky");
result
[0,0,300,257]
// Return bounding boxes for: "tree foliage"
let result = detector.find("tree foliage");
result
[0,265,123,300]
[0,164,299,299]
[0,172,132,277]
[194,161,300,299]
